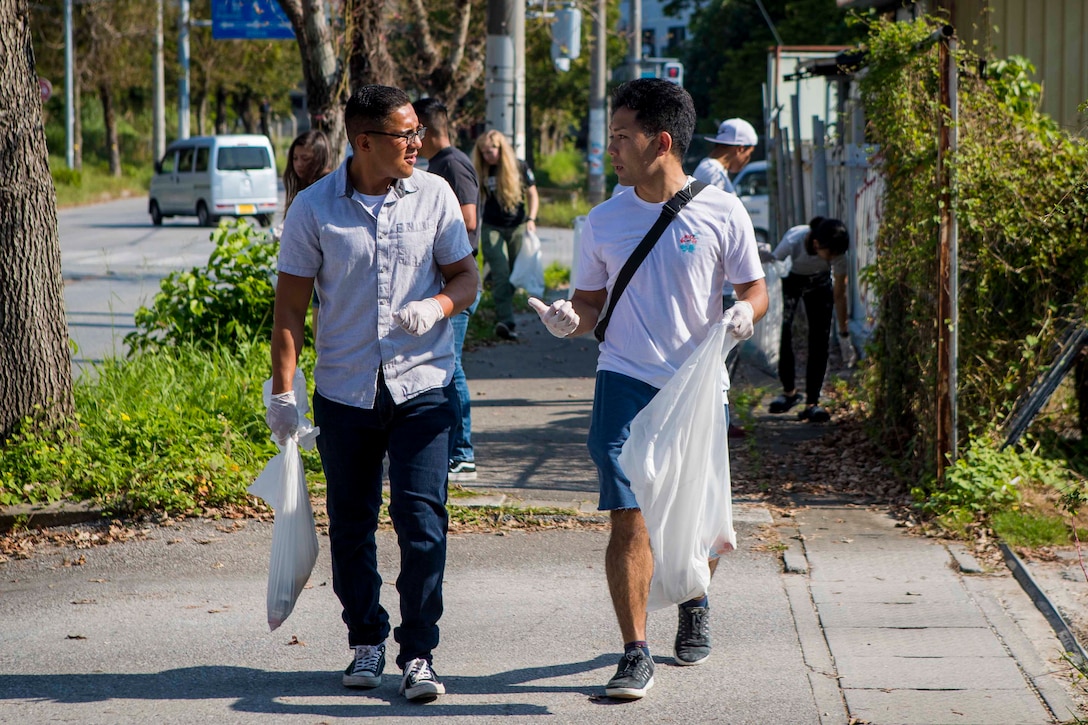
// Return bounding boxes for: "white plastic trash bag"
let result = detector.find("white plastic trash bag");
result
[249,371,320,631]
[510,228,545,298]
[618,320,738,612]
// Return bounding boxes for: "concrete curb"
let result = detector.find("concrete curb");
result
[1000,542,1088,668]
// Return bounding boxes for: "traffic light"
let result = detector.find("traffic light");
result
[662,60,684,87]
[550,5,582,72]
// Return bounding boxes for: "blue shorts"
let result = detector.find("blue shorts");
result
[588,369,729,511]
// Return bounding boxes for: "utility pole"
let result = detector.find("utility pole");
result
[587,0,606,204]
[485,0,515,145]
[153,0,165,160]
[64,0,74,169]
[178,0,191,139]
[627,0,641,81]
[936,25,959,480]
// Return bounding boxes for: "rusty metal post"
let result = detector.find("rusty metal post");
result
[936,27,958,481]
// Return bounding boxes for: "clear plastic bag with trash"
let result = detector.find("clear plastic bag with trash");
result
[618,319,738,611]
[248,369,320,630]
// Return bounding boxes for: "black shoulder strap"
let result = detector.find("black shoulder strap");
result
[594,180,707,343]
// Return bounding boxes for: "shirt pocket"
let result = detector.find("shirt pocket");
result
[395,221,437,267]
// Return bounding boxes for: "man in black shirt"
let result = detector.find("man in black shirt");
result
[413,98,482,483]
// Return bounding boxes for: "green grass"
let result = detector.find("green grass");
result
[50,156,152,208]
[991,510,1083,548]
[538,195,590,228]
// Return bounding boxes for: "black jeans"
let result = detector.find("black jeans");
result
[779,272,834,405]
[313,380,452,668]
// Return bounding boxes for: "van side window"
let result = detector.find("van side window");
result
[195,147,210,172]
[160,152,176,174]
[738,169,767,197]
[177,147,195,173]
[217,146,271,171]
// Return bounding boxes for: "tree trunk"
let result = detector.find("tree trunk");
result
[215,86,228,134]
[99,82,120,176]
[349,0,398,90]
[0,0,75,440]
[195,90,208,136]
[236,91,255,133]
[276,0,347,166]
[259,98,272,138]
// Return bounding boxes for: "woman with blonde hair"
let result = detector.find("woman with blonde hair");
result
[473,130,538,340]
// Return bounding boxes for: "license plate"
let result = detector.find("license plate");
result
[237,204,256,214]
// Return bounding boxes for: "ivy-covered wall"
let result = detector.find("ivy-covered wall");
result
[859,17,1088,478]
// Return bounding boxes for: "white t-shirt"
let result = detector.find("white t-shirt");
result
[693,157,735,194]
[773,224,848,277]
[577,177,764,389]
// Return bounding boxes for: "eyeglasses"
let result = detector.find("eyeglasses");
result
[364,127,427,143]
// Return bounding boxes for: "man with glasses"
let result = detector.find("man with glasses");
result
[268,85,478,702]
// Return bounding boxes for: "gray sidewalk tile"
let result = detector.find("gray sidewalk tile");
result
[834,654,1031,690]
[844,688,1054,725]
[824,627,1009,658]
[804,548,955,580]
[811,580,970,604]
[816,600,986,628]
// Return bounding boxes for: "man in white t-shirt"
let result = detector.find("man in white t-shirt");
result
[692,117,757,195]
[693,118,760,440]
[527,79,768,700]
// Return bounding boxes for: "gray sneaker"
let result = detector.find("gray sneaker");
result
[343,642,385,688]
[604,648,655,699]
[400,657,445,702]
[674,604,711,665]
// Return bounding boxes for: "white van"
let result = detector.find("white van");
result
[149,135,278,227]
[732,160,770,246]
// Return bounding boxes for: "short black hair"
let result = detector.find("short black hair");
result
[611,78,696,159]
[345,85,412,143]
[807,216,849,256]
[412,97,448,137]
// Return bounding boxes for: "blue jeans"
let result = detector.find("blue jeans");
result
[588,370,729,511]
[313,381,452,668]
[447,290,480,464]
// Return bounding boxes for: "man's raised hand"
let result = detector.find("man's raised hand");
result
[528,297,579,338]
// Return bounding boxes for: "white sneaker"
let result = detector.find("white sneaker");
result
[399,657,445,702]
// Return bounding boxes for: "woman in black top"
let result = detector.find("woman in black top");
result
[473,130,539,340]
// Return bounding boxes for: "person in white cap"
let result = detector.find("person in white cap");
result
[693,117,758,194]
[694,117,759,438]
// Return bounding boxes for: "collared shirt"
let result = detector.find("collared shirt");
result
[278,159,472,408]
[693,157,735,195]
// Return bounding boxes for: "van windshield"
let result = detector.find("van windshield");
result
[217,146,271,171]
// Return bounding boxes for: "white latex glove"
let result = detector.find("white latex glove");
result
[528,297,579,338]
[722,300,755,341]
[394,298,445,336]
[266,390,300,444]
[838,331,858,368]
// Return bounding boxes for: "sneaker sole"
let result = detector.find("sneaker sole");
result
[343,674,382,688]
[448,471,477,482]
[403,681,445,701]
[673,650,710,666]
[605,676,654,699]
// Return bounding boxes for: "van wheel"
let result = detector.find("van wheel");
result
[256,214,272,228]
[150,201,163,226]
[197,202,215,227]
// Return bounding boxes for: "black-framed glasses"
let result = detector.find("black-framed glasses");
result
[364,127,427,143]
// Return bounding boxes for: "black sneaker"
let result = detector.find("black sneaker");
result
[448,460,477,482]
[768,392,802,413]
[798,404,830,423]
[400,657,445,702]
[495,322,519,341]
[674,604,711,666]
[604,648,655,699]
[343,642,385,688]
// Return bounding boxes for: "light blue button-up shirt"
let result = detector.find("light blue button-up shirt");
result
[278,161,472,408]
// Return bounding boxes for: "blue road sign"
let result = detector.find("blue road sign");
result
[212,0,295,40]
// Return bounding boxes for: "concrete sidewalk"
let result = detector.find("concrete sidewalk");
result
[0,306,1085,723]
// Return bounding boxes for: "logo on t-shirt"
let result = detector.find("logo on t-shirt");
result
[678,232,698,254]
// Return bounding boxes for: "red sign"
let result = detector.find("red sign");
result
[38,78,52,103]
